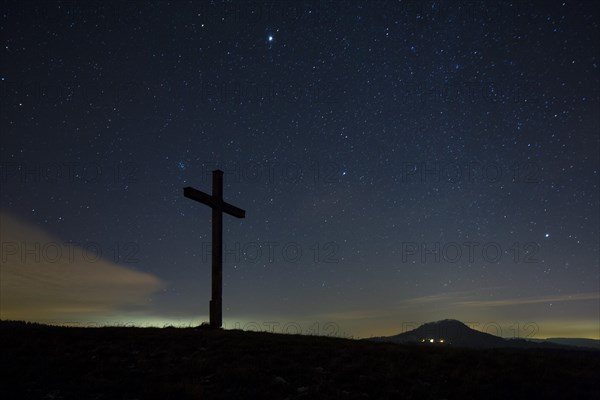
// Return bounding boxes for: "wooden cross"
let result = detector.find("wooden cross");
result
[184,169,246,328]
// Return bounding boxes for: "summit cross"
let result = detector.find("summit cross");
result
[184,169,246,328]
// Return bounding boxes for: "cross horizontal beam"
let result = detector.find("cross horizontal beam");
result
[184,186,246,218]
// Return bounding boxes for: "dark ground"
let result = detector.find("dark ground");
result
[1,321,598,400]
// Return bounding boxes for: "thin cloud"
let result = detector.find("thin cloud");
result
[0,211,165,323]
[455,292,600,308]
[398,287,505,306]
[396,288,598,309]
[400,292,467,305]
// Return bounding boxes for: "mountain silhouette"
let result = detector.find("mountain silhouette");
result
[369,319,597,349]
[370,319,507,348]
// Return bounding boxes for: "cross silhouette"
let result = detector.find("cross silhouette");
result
[184,170,246,328]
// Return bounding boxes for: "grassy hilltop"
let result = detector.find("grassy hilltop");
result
[1,321,599,400]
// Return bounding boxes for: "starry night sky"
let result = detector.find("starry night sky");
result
[1,1,598,339]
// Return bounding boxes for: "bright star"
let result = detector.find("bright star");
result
[545,233,550,238]
[268,35,273,42]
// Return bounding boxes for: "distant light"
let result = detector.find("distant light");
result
[545,233,550,238]
[429,339,434,343]
[440,339,445,343]
[268,35,273,42]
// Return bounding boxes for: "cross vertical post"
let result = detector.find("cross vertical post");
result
[211,170,223,328]
[184,169,246,328]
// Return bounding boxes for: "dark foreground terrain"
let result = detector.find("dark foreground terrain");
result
[1,321,598,400]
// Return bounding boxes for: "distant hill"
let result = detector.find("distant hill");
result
[528,338,600,350]
[368,319,597,350]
